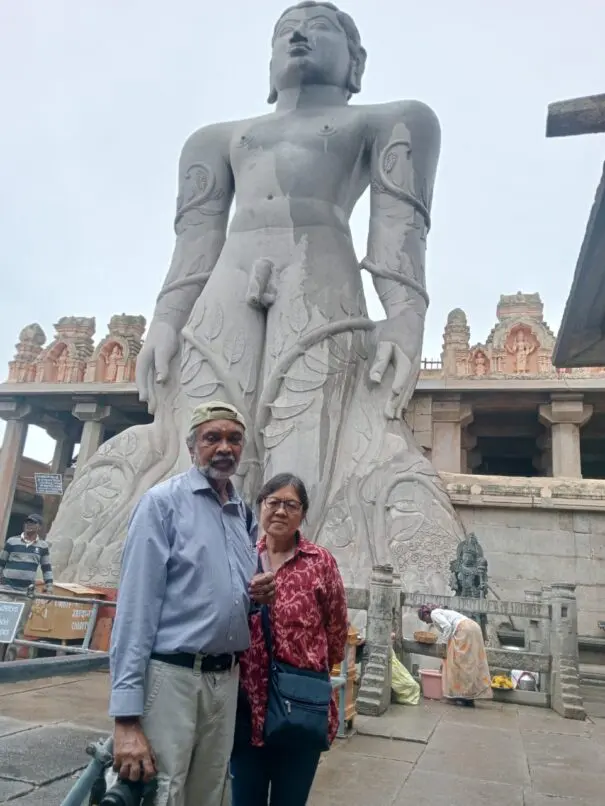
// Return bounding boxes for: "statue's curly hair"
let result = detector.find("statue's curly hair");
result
[268,1,367,103]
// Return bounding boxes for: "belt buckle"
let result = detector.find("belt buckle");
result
[193,652,205,676]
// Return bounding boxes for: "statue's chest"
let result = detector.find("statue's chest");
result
[230,114,365,171]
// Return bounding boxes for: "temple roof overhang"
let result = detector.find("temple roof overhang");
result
[554,162,605,368]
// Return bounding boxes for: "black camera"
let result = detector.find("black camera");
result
[94,777,157,806]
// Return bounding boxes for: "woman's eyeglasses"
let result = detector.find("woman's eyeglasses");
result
[263,497,303,514]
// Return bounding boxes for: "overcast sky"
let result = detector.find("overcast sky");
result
[1,0,604,463]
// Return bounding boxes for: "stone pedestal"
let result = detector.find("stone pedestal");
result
[432,396,473,473]
[356,565,394,716]
[548,582,585,720]
[73,403,111,478]
[0,401,31,540]
[539,394,592,478]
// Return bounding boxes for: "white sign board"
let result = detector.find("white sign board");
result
[34,473,64,496]
[0,601,25,644]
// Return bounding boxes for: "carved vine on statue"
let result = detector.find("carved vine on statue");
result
[49,2,464,586]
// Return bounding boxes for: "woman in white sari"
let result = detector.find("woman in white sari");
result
[418,605,492,707]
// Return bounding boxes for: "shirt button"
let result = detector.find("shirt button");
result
[235,600,239,605]
[229,635,233,641]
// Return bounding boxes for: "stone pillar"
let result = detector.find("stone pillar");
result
[50,433,75,476]
[432,395,473,473]
[356,565,394,716]
[524,590,542,653]
[539,394,592,478]
[461,431,480,474]
[73,402,111,477]
[0,400,31,541]
[548,582,585,720]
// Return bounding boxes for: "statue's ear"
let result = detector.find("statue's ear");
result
[347,46,367,96]
[267,85,278,104]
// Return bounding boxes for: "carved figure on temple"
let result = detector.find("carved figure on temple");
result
[85,314,146,383]
[48,1,464,588]
[511,329,532,373]
[473,350,488,377]
[35,317,95,383]
[449,533,488,599]
[55,348,69,383]
[105,344,123,383]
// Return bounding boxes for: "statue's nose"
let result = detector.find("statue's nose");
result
[290,27,308,44]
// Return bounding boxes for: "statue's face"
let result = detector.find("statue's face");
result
[270,5,351,95]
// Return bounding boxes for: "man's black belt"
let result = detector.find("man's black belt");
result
[150,651,239,673]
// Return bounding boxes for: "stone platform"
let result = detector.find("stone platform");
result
[1,672,605,804]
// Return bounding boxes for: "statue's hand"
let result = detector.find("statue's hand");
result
[369,306,423,419]
[135,320,180,414]
[369,341,418,419]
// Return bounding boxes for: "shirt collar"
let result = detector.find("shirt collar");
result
[187,465,242,504]
[257,532,320,556]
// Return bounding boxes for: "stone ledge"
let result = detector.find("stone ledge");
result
[440,472,605,512]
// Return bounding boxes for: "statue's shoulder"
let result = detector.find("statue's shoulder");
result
[364,99,440,141]
[180,119,239,157]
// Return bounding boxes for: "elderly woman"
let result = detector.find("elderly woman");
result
[418,605,492,707]
[231,474,348,806]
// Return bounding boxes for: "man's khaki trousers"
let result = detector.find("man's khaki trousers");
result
[141,658,238,806]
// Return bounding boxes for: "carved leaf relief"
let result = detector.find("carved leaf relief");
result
[204,303,224,342]
[262,421,295,449]
[223,331,246,367]
[289,295,310,335]
[189,381,221,399]
[181,353,205,387]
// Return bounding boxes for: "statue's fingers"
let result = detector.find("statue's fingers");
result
[391,349,411,396]
[369,342,392,383]
[155,345,171,384]
[146,366,157,415]
[135,353,150,402]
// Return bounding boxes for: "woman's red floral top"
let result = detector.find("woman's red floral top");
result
[239,534,348,747]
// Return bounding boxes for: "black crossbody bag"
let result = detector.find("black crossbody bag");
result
[259,602,332,751]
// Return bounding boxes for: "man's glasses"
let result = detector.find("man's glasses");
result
[263,497,302,514]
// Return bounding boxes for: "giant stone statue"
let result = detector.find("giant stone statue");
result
[49,1,464,589]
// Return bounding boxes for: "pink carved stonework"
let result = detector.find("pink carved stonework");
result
[472,349,489,376]
[436,292,605,379]
[7,324,46,382]
[85,314,146,383]
[35,317,96,383]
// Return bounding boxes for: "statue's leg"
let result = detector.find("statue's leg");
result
[258,238,369,530]
[182,249,266,500]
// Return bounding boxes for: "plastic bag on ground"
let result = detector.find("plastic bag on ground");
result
[391,648,420,705]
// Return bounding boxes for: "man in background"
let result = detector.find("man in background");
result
[0,514,53,594]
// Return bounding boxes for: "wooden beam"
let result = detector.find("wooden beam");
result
[547,93,605,138]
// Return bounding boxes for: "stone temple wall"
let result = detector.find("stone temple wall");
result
[442,473,605,637]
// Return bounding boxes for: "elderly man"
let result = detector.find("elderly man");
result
[109,401,275,806]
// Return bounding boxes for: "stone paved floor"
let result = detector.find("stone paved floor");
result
[1,672,605,804]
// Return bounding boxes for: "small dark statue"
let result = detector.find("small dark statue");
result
[449,533,488,638]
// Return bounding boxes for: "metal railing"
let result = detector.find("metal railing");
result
[0,585,115,662]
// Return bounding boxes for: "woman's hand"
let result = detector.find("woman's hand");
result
[249,572,276,605]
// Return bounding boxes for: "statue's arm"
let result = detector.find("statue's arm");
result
[154,124,234,333]
[363,101,441,417]
[364,100,440,323]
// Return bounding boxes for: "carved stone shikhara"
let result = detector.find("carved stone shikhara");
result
[47,2,464,586]
[440,291,605,379]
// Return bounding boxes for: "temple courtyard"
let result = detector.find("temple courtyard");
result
[0,672,604,805]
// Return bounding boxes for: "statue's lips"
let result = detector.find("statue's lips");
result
[288,44,312,56]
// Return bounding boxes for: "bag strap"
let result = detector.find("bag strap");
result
[260,603,273,664]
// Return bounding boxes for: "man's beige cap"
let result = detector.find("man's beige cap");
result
[189,401,246,431]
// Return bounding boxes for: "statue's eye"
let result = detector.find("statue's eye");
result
[278,24,294,36]
[309,21,329,30]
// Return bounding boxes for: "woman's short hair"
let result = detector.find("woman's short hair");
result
[257,473,310,516]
